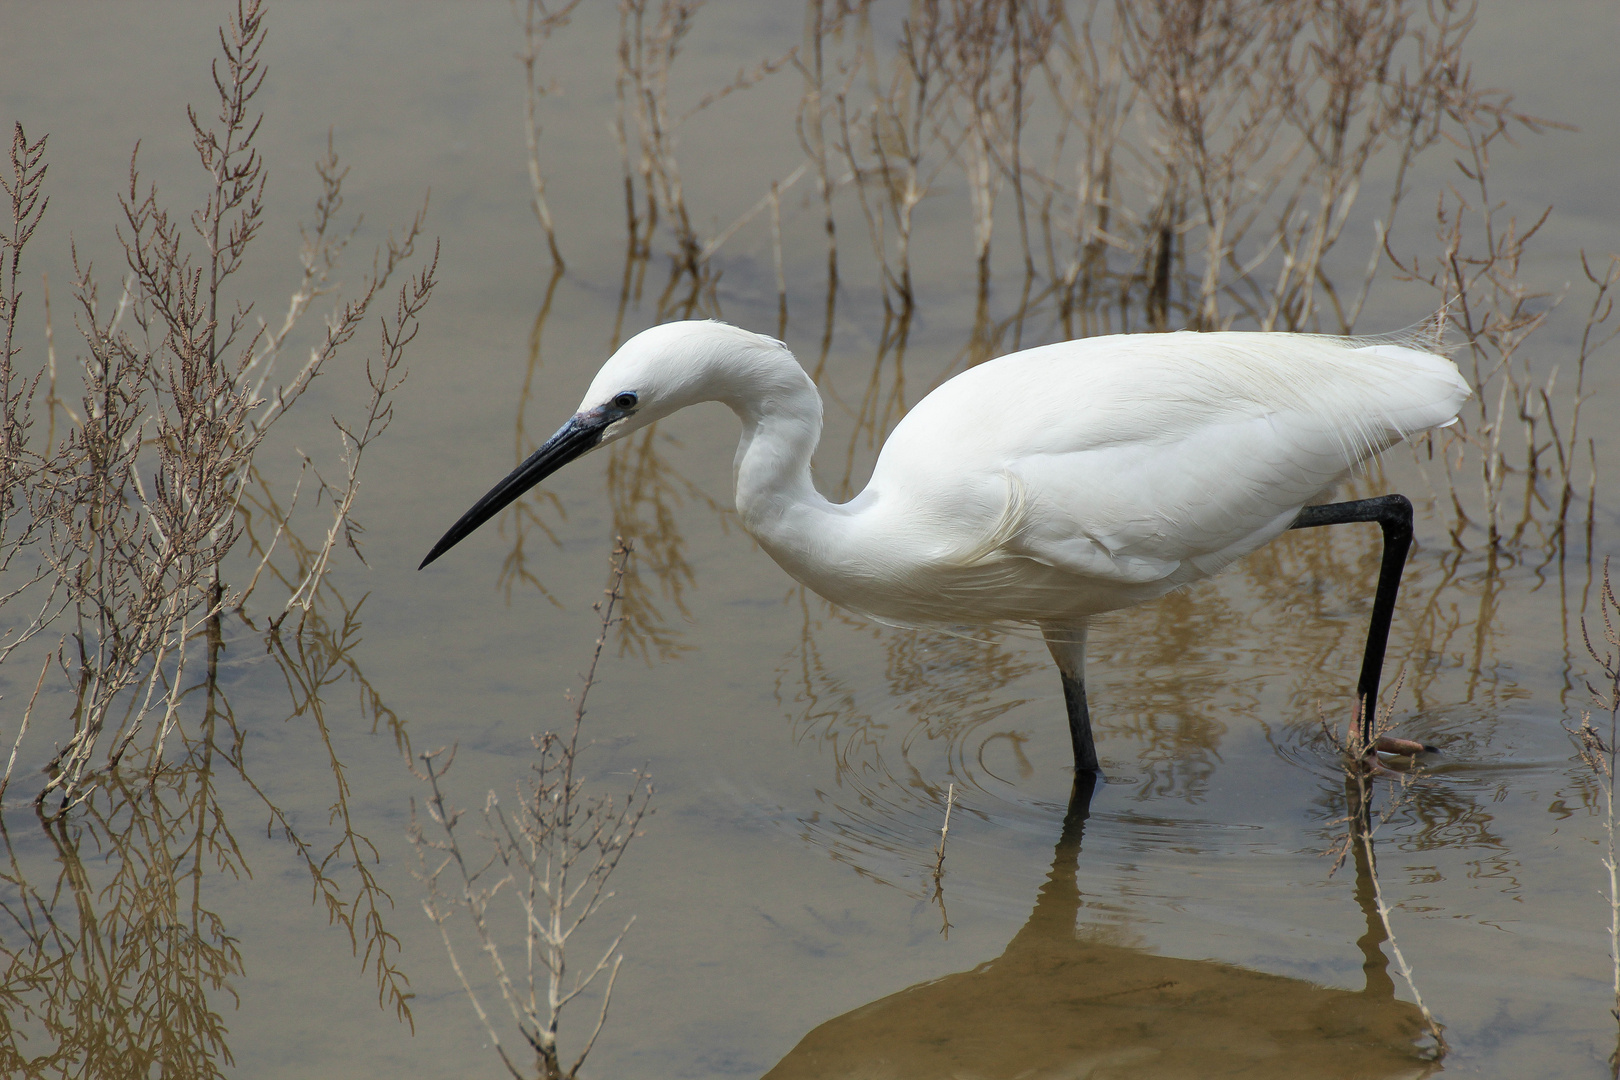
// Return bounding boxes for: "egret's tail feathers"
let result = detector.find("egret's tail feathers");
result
[1345,307,1455,355]
[1347,340,1472,443]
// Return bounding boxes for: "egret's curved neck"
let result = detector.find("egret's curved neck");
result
[725,357,830,539]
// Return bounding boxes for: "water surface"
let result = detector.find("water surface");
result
[1,2,1618,1077]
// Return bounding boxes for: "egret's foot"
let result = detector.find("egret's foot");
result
[1352,736,1436,776]
[1373,734,1436,756]
[1347,692,1436,762]
[1357,749,1403,777]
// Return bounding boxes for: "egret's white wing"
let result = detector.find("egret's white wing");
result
[869,332,1469,587]
[1004,408,1353,583]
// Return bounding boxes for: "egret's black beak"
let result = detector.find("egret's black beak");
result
[419,406,621,569]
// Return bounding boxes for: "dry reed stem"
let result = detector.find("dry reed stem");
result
[933,780,955,873]
[514,0,584,268]
[411,540,652,1080]
[615,0,797,275]
[930,781,956,939]
[0,123,63,672]
[1320,674,1447,1056]
[0,654,49,800]
[1570,559,1620,1063]
[0,0,437,813]
[794,0,843,284]
[793,0,1530,338]
[284,240,438,614]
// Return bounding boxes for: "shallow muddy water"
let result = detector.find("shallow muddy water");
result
[3,2,1620,1077]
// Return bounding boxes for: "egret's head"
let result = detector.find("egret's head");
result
[577,320,793,445]
[572,322,701,448]
[420,321,780,569]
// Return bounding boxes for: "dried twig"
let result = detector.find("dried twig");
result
[0,0,437,813]
[1321,677,1447,1056]
[1569,560,1620,1066]
[929,781,956,938]
[932,780,955,874]
[513,0,584,268]
[411,540,652,1080]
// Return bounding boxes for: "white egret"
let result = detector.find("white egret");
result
[421,321,1470,772]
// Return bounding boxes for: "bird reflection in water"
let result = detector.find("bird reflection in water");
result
[764,775,1435,1080]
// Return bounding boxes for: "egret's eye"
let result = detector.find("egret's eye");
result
[612,391,638,410]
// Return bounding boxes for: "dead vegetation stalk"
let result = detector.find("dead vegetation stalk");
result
[514,0,584,269]
[929,780,956,938]
[411,540,653,1080]
[0,0,438,814]
[933,780,955,874]
[563,0,1612,563]
[1568,559,1620,1066]
[1322,676,1447,1058]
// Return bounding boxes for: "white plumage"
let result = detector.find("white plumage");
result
[423,320,1470,771]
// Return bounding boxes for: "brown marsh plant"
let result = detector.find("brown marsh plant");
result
[0,0,426,1033]
[1567,560,1620,1069]
[615,0,799,278]
[514,0,587,269]
[0,0,438,813]
[411,540,653,1080]
[492,0,1617,683]
[1321,678,1448,1059]
[0,575,419,1073]
[0,124,56,675]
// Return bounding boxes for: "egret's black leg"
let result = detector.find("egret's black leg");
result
[1288,494,1414,747]
[1058,672,1101,775]
[1044,624,1101,775]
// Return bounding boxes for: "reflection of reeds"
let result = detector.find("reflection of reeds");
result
[0,583,417,1070]
[1322,684,1447,1058]
[496,265,568,607]
[514,0,584,269]
[775,587,1048,894]
[411,541,652,1080]
[0,780,244,1079]
[605,423,724,663]
[243,597,415,1023]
